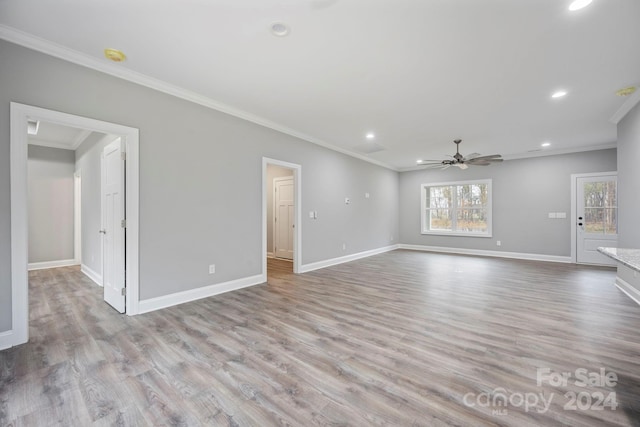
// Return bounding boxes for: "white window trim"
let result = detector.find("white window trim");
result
[420,179,492,237]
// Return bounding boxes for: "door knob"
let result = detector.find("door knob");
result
[99,229,106,234]
[578,223,583,226]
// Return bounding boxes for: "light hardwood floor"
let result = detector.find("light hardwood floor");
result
[1,250,640,426]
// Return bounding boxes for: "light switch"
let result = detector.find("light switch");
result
[309,211,315,219]
[557,212,567,219]
[365,192,370,199]
[548,212,557,219]
[345,197,350,204]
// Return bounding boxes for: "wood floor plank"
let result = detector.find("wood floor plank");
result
[2,251,640,425]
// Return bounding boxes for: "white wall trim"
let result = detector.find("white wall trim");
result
[0,25,395,172]
[74,170,82,265]
[615,276,640,307]
[263,158,302,275]
[138,273,266,314]
[267,252,275,259]
[28,259,78,271]
[398,244,572,264]
[299,245,399,273]
[0,330,15,350]
[9,103,140,348]
[81,264,103,287]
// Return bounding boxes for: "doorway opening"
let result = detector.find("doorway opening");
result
[262,158,301,277]
[9,103,140,348]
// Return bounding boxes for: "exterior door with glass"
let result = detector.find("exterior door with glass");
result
[576,174,617,265]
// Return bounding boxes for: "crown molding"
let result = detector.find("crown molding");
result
[610,89,640,124]
[0,25,398,171]
[502,142,617,161]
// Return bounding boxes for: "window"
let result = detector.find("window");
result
[582,179,617,234]
[421,179,492,237]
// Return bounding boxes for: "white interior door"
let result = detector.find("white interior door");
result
[102,138,126,312]
[274,177,294,260]
[576,174,617,265]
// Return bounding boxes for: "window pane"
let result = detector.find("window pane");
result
[430,209,451,231]
[456,184,487,208]
[429,186,451,209]
[584,208,604,233]
[584,180,616,208]
[456,209,488,233]
[605,208,617,234]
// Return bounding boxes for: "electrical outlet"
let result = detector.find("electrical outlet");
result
[209,264,216,274]
[365,192,370,199]
[496,240,501,246]
[345,197,350,204]
[342,243,346,251]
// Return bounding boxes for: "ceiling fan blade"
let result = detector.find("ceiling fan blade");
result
[464,152,482,160]
[456,163,469,170]
[421,163,447,169]
[467,154,502,161]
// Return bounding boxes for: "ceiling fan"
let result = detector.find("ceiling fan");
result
[417,139,503,170]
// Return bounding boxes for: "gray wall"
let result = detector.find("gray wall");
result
[266,165,294,255]
[27,145,75,263]
[617,102,640,247]
[399,149,617,256]
[0,39,399,332]
[75,132,113,277]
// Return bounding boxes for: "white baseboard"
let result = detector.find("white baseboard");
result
[299,244,399,273]
[28,258,78,271]
[267,252,275,258]
[81,264,103,287]
[138,273,266,314]
[398,244,572,264]
[0,329,15,350]
[615,276,640,307]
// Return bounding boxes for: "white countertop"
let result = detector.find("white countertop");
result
[598,247,640,272]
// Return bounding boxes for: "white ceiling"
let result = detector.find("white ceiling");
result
[2,0,639,170]
[27,121,93,151]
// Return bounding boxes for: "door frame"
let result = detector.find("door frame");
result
[570,171,617,264]
[74,170,82,265]
[262,158,301,274]
[273,175,295,260]
[9,102,140,348]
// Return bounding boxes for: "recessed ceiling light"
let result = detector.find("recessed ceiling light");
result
[569,0,593,11]
[270,22,290,37]
[616,86,637,97]
[416,159,423,164]
[104,48,127,62]
[366,132,375,140]
[551,90,568,98]
[541,142,551,147]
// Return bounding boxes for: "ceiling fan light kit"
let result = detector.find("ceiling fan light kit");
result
[417,139,503,170]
